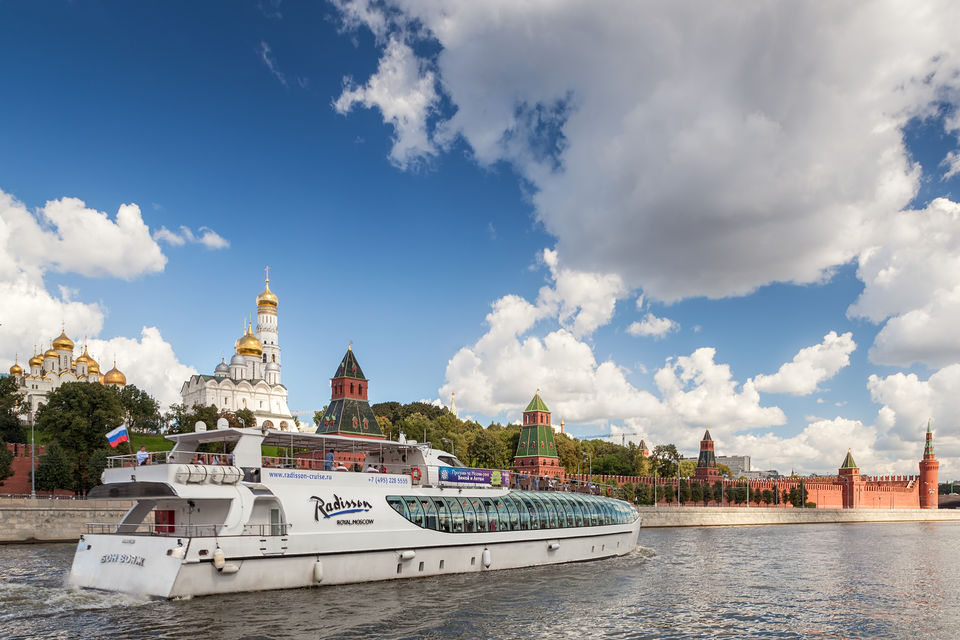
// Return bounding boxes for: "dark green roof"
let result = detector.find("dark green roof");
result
[696,448,716,469]
[701,428,712,442]
[333,348,366,380]
[315,398,383,438]
[524,392,550,413]
[840,450,857,469]
[515,423,558,459]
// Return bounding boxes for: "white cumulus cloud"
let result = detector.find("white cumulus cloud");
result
[627,313,678,339]
[334,36,439,169]
[753,331,856,396]
[154,225,230,250]
[331,0,960,301]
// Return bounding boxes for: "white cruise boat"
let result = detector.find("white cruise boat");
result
[68,427,642,598]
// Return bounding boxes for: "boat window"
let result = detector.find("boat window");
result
[471,498,488,532]
[528,495,550,529]
[422,499,438,530]
[433,498,450,532]
[569,495,585,526]
[582,497,599,526]
[445,497,464,533]
[544,495,561,529]
[558,496,575,527]
[457,498,476,533]
[387,497,408,519]
[503,496,520,531]
[437,455,465,467]
[538,494,558,528]
[518,495,539,529]
[600,500,614,525]
[480,498,498,532]
[492,498,510,531]
[509,495,529,530]
[405,498,424,528]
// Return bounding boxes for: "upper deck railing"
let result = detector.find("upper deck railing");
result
[84,522,288,537]
[104,450,622,497]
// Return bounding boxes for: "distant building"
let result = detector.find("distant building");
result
[694,428,719,482]
[513,390,564,480]
[314,345,384,440]
[7,330,127,424]
[180,272,295,431]
[717,455,751,476]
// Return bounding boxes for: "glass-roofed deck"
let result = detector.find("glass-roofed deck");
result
[387,491,638,533]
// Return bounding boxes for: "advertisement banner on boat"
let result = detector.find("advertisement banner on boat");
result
[438,467,509,486]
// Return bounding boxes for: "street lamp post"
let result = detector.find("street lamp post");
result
[441,437,455,458]
[31,420,36,499]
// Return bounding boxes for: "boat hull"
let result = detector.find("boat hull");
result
[69,520,641,598]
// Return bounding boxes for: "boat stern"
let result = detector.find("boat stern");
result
[68,533,187,599]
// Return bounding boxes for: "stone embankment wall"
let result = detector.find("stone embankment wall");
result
[0,498,133,543]
[637,506,960,528]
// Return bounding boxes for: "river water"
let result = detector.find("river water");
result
[2,521,958,639]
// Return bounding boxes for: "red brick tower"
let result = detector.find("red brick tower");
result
[919,420,939,509]
[638,439,650,458]
[838,449,861,508]
[513,390,564,479]
[694,428,719,482]
[315,343,384,439]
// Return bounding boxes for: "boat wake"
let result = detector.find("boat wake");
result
[0,579,152,622]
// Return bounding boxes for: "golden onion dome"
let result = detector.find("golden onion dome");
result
[43,347,58,359]
[98,373,105,384]
[52,330,74,351]
[256,273,278,309]
[9,358,23,376]
[29,352,43,367]
[88,358,100,374]
[103,361,126,386]
[235,322,263,357]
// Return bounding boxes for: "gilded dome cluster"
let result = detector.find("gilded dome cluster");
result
[7,329,119,387]
[235,321,263,357]
[256,274,279,311]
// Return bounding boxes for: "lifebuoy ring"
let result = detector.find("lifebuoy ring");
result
[605,487,613,497]
[411,467,422,482]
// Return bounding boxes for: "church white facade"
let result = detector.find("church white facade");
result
[179,272,298,431]
[7,331,127,424]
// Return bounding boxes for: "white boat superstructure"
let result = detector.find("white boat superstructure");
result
[68,427,642,598]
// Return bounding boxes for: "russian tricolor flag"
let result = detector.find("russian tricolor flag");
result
[106,425,129,448]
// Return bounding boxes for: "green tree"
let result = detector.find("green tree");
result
[467,428,510,469]
[679,459,696,477]
[34,442,74,491]
[652,444,680,478]
[115,384,161,433]
[234,408,256,429]
[635,482,652,505]
[717,463,732,478]
[713,480,725,505]
[0,376,26,443]
[35,382,123,494]
[678,479,691,505]
[762,489,773,505]
[691,481,705,505]
[0,441,12,483]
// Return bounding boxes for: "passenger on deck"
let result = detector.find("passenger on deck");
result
[324,451,334,471]
[365,464,380,472]
[334,462,348,471]
[136,446,149,466]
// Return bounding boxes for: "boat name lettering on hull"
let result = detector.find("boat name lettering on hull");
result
[336,518,374,526]
[311,494,373,520]
[100,553,145,567]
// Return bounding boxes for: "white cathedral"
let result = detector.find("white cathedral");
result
[7,332,127,424]
[179,272,298,431]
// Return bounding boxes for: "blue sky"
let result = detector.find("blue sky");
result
[2,1,960,477]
